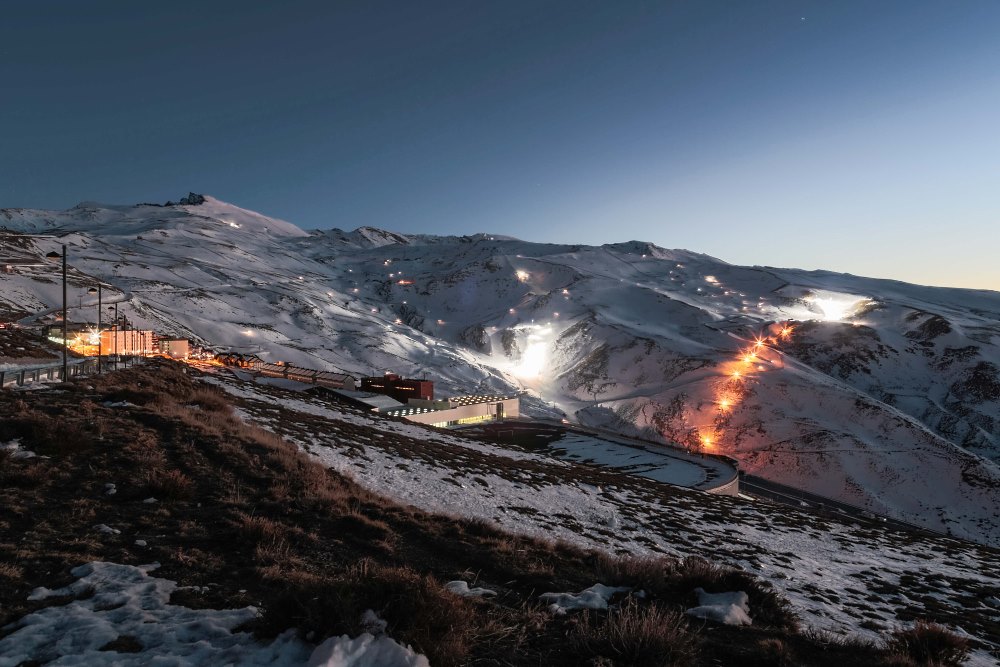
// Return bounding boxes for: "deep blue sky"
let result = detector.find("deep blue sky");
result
[3,1,999,289]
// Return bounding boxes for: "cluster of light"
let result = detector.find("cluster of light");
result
[515,270,530,282]
[397,279,413,285]
[693,322,796,450]
[512,324,553,380]
[804,293,872,322]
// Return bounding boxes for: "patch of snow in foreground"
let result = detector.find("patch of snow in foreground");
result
[539,584,631,615]
[444,581,497,598]
[685,588,752,626]
[0,562,428,667]
[308,633,428,667]
[0,439,38,459]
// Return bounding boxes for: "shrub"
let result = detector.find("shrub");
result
[886,621,970,666]
[594,555,797,630]
[236,513,289,543]
[261,561,477,667]
[754,637,795,666]
[567,599,699,667]
[667,557,798,630]
[185,387,232,414]
[595,554,673,592]
[146,469,194,500]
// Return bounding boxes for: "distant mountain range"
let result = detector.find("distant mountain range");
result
[3,194,998,545]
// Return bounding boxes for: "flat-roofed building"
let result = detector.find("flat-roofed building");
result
[101,330,156,356]
[361,372,434,402]
[382,394,519,428]
[158,338,189,359]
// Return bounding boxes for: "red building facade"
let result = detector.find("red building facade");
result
[361,373,434,403]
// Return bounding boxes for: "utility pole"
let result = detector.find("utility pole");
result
[97,285,101,373]
[62,246,67,380]
[88,284,103,373]
[44,246,68,380]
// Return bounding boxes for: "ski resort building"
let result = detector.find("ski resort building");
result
[382,394,519,428]
[157,338,189,359]
[360,373,434,402]
[100,330,156,356]
[255,361,356,390]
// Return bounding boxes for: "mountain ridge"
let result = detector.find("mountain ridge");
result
[2,195,998,545]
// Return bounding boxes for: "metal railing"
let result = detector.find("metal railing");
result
[0,356,144,388]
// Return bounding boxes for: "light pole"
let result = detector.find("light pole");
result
[88,285,102,374]
[45,246,68,381]
[108,305,118,371]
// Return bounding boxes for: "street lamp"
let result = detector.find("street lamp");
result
[88,285,102,374]
[44,246,67,381]
[107,305,118,371]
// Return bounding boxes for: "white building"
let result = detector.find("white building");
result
[101,330,155,356]
[382,394,519,428]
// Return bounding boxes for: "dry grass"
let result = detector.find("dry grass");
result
[568,599,699,667]
[885,621,971,666]
[596,554,798,630]
[146,469,195,500]
[0,563,24,580]
[260,560,480,667]
[0,359,945,666]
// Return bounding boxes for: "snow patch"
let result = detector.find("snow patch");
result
[3,561,430,667]
[685,588,752,626]
[0,439,38,459]
[444,581,497,598]
[539,584,630,615]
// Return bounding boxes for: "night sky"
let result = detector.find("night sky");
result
[3,1,999,290]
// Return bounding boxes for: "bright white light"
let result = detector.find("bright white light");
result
[704,275,719,284]
[515,270,530,282]
[513,325,553,379]
[243,329,253,336]
[805,294,873,322]
[228,222,239,229]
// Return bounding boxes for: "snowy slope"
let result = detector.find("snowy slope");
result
[213,371,1000,665]
[2,195,999,545]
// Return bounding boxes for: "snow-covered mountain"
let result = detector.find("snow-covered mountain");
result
[3,195,999,545]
